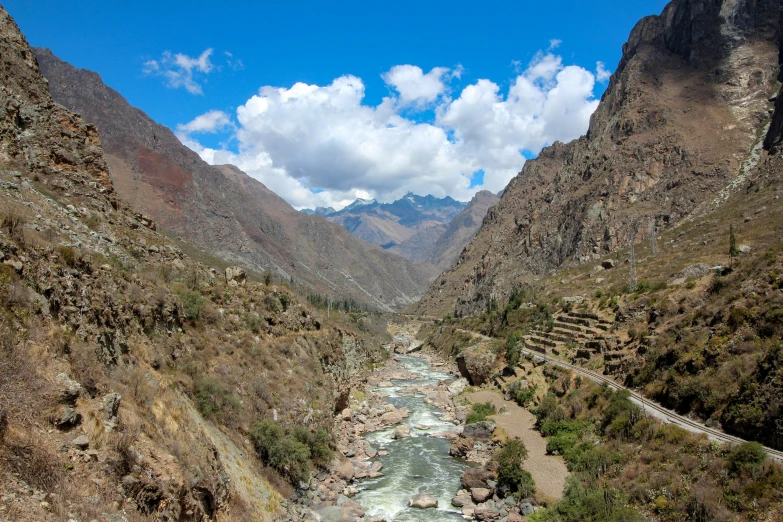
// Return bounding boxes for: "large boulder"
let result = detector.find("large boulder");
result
[471,487,493,503]
[451,490,473,507]
[461,467,495,490]
[456,349,495,386]
[56,373,82,404]
[447,378,469,396]
[463,421,495,439]
[409,493,438,508]
[331,456,355,481]
[392,425,410,439]
[224,266,246,286]
[449,437,474,457]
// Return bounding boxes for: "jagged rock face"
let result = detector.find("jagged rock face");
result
[0,12,111,192]
[416,0,780,318]
[33,49,431,311]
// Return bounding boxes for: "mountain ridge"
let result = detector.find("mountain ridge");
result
[415,0,780,317]
[34,47,430,311]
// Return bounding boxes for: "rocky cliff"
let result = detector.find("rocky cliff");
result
[416,0,780,318]
[33,48,431,311]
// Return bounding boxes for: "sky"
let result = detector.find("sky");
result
[6,0,669,210]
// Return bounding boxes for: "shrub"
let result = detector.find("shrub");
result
[250,419,285,461]
[181,290,206,320]
[467,401,497,424]
[636,280,667,293]
[1,211,24,244]
[56,245,78,267]
[193,376,239,423]
[508,381,536,407]
[495,438,535,499]
[268,437,311,483]
[251,419,333,484]
[709,276,727,294]
[726,441,766,476]
[262,270,273,286]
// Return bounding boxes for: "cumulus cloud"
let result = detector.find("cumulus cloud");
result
[596,61,612,82]
[177,110,231,134]
[180,48,605,209]
[143,48,215,94]
[382,65,451,107]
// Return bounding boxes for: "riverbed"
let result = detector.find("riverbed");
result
[353,354,469,521]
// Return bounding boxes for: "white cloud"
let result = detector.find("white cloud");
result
[143,48,214,94]
[176,110,231,136]
[596,61,612,82]
[548,39,562,50]
[179,49,605,209]
[382,65,451,107]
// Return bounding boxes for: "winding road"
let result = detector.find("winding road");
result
[456,328,783,462]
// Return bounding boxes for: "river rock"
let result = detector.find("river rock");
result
[392,425,410,439]
[380,410,407,425]
[474,506,502,520]
[462,503,477,517]
[471,487,492,503]
[331,457,355,481]
[451,490,472,507]
[409,493,438,508]
[378,381,394,387]
[461,467,495,489]
[462,421,495,439]
[449,437,474,457]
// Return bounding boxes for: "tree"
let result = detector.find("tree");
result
[262,270,273,286]
[495,438,535,499]
[729,224,739,268]
[505,331,520,369]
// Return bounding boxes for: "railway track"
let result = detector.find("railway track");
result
[516,346,783,462]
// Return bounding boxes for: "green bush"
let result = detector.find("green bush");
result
[508,380,536,407]
[726,441,766,476]
[269,436,311,483]
[181,290,206,320]
[709,276,727,294]
[250,418,285,461]
[531,479,643,522]
[250,419,333,484]
[467,401,497,424]
[495,438,535,499]
[193,376,240,423]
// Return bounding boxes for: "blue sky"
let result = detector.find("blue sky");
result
[7,0,669,209]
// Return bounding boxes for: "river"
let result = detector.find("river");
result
[353,354,469,521]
